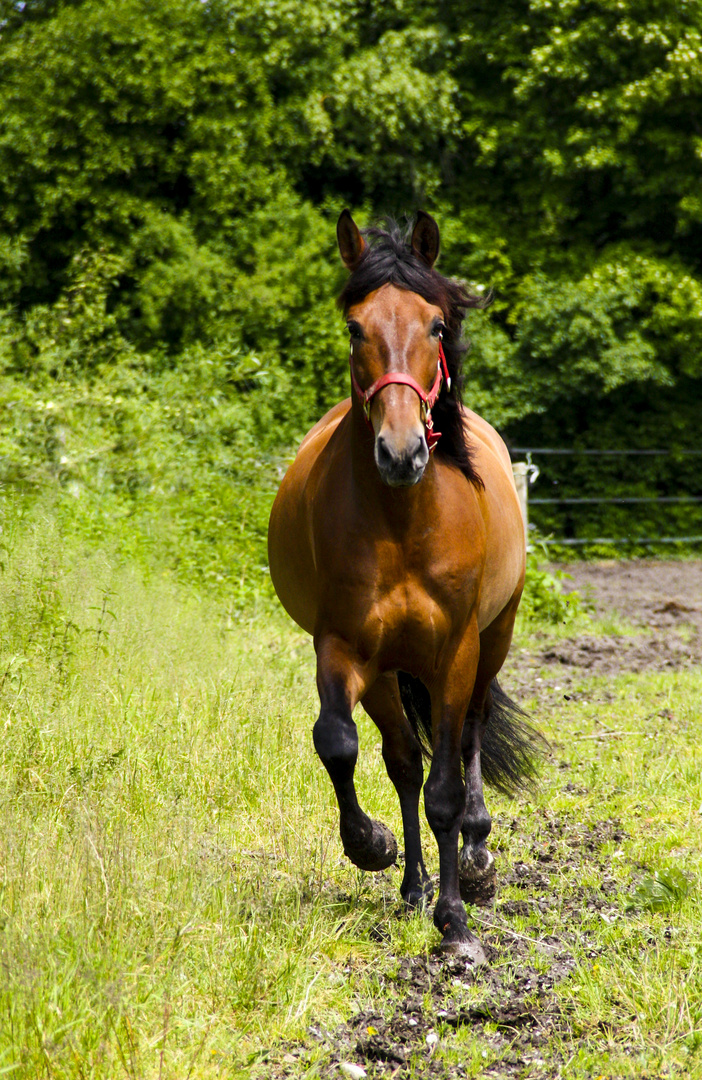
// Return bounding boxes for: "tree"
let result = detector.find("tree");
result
[0,0,701,548]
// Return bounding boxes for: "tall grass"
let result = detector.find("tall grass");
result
[0,500,433,1077]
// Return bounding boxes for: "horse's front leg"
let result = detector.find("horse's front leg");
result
[424,621,486,962]
[313,634,397,872]
[361,673,433,908]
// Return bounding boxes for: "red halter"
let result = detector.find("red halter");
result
[350,340,451,453]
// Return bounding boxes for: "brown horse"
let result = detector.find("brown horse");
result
[268,211,540,960]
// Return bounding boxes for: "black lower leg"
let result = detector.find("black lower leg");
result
[313,705,396,872]
[460,703,496,905]
[425,779,485,963]
[382,737,432,907]
[424,751,476,950]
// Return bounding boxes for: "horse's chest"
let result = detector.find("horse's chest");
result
[315,494,480,669]
[360,579,451,668]
[339,544,476,675]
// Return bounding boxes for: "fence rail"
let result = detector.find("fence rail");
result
[541,536,702,547]
[511,447,702,456]
[530,496,702,505]
[510,447,702,549]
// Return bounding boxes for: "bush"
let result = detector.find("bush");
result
[520,552,581,625]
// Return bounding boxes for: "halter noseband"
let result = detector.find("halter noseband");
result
[350,340,451,453]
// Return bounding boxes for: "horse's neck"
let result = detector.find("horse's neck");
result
[349,418,439,530]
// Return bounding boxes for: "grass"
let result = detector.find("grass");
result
[0,504,701,1078]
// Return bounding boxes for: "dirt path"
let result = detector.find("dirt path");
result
[502,561,702,705]
[559,559,702,640]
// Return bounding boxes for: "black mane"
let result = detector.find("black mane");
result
[338,217,486,488]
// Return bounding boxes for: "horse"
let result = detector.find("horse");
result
[268,210,541,961]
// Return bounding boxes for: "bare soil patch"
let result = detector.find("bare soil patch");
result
[505,561,702,696]
[556,559,702,670]
[538,631,698,675]
[558,559,702,632]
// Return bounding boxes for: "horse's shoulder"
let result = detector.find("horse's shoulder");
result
[298,398,351,454]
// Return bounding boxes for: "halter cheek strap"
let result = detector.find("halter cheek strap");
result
[350,340,451,453]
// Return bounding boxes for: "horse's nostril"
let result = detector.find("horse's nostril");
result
[376,434,393,468]
[412,435,429,469]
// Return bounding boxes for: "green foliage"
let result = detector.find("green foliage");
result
[0,268,288,606]
[0,0,701,563]
[520,551,581,624]
[0,0,348,389]
[437,0,702,533]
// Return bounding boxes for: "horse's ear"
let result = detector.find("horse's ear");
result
[411,210,440,268]
[337,209,365,271]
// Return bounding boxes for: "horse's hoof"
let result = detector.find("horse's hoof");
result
[459,845,497,907]
[439,934,488,965]
[343,819,397,871]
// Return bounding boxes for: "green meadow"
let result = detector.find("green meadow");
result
[1,502,700,1079]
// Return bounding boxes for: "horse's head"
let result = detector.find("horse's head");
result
[338,210,447,487]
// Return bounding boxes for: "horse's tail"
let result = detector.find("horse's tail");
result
[396,673,544,796]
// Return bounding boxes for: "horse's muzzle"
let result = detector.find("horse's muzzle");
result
[375,432,429,487]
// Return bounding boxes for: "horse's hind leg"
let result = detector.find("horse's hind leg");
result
[460,592,521,905]
[313,635,397,872]
[362,674,433,908]
[459,680,497,906]
[424,619,486,961]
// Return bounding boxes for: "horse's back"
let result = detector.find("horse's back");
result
[298,398,350,453]
[462,407,514,478]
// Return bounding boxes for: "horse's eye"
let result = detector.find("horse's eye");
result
[431,322,445,338]
[347,322,362,340]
